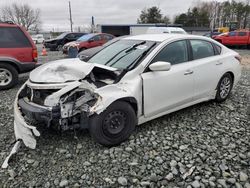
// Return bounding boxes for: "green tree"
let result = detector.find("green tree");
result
[137,6,170,24]
[174,7,210,27]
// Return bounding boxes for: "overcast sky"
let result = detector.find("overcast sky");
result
[0,0,227,31]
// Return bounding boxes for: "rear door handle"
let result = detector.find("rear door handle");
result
[216,61,223,65]
[184,70,193,75]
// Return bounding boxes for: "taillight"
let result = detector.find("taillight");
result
[32,49,38,62]
[235,55,242,63]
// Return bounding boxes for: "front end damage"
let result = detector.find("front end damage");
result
[2,59,139,168]
[2,80,102,168]
[20,80,99,130]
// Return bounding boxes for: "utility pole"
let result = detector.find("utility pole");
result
[91,16,95,33]
[69,1,73,32]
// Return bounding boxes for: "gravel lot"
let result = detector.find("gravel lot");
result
[0,46,249,187]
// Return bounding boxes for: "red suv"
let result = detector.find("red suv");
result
[0,21,38,89]
[62,33,114,54]
[213,30,250,47]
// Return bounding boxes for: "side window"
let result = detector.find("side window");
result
[76,33,84,38]
[0,27,31,48]
[92,35,102,41]
[229,32,236,37]
[103,35,113,41]
[152,40,188,65]
[66,33,74,39]
[190,40,215,60]
[214,44,222,55]
[238,32,247,36]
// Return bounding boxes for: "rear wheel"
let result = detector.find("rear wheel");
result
[0,63,18,90]
[89,101,136,146]
[215,73,233,102]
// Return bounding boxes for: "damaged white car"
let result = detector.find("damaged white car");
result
[3,34,241,168]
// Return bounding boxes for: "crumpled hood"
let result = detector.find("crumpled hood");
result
[30,58,117,83]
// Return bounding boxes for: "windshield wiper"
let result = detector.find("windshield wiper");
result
[105,41,147,67]
[126,42,157,70]
[125,41,146,53]
[104,46,131,66]
[109,50,134,67]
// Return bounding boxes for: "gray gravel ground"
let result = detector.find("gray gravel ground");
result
[0,47,249,187]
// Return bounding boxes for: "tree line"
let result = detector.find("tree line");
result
[138,0,250,30]
[174,0,250,29]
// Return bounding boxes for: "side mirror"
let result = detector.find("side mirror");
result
[149,61,171,72]
[88,38,94,42]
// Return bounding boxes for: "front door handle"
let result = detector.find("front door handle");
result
[184,70,193,75]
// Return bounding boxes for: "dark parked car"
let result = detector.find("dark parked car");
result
[0,21,38,89]
[77,36,124,61]
[44,32,85,51]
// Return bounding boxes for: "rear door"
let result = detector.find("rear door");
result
[189,39,223,100]
[64,33,75,43]
[89,35,103,48]
[237,32,248,45]
[103,34,114,44]
[0,26,33,62]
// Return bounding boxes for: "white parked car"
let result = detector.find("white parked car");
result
[147,27,187,34]
[31,34,45,44]
[5,34,241,165]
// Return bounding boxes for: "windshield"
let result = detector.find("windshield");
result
[88,40,157,70]
[77,34,95,42]
[55,33,68,39]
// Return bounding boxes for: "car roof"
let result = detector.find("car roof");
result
[0,23,19,27]
[123,34,208,42]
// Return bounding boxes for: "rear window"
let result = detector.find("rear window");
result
[238,32,247,36]
[103,35,114,41]
[0,27,31,48]
[214,44,222,55]
[190,40,215,60]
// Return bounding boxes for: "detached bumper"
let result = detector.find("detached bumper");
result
[2,94,41,168]
[14,97,40,149]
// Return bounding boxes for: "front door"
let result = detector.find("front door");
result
[142,40,194,118]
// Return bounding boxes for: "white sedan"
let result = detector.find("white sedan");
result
[9,34,242,152]
[31,34,45,44]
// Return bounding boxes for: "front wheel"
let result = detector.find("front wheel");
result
[0,63,18,90]
[57,45,63,51]
[89,101,136,146]
[215,73,233,102]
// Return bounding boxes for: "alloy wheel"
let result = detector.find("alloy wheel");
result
[0,68,12,86]
[219,76,231,99]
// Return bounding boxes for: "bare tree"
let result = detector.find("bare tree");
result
[0,3,41,31]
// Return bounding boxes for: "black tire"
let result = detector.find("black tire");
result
[0,63,18,90]
[89,101,136,146]
[215,73,233,103]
